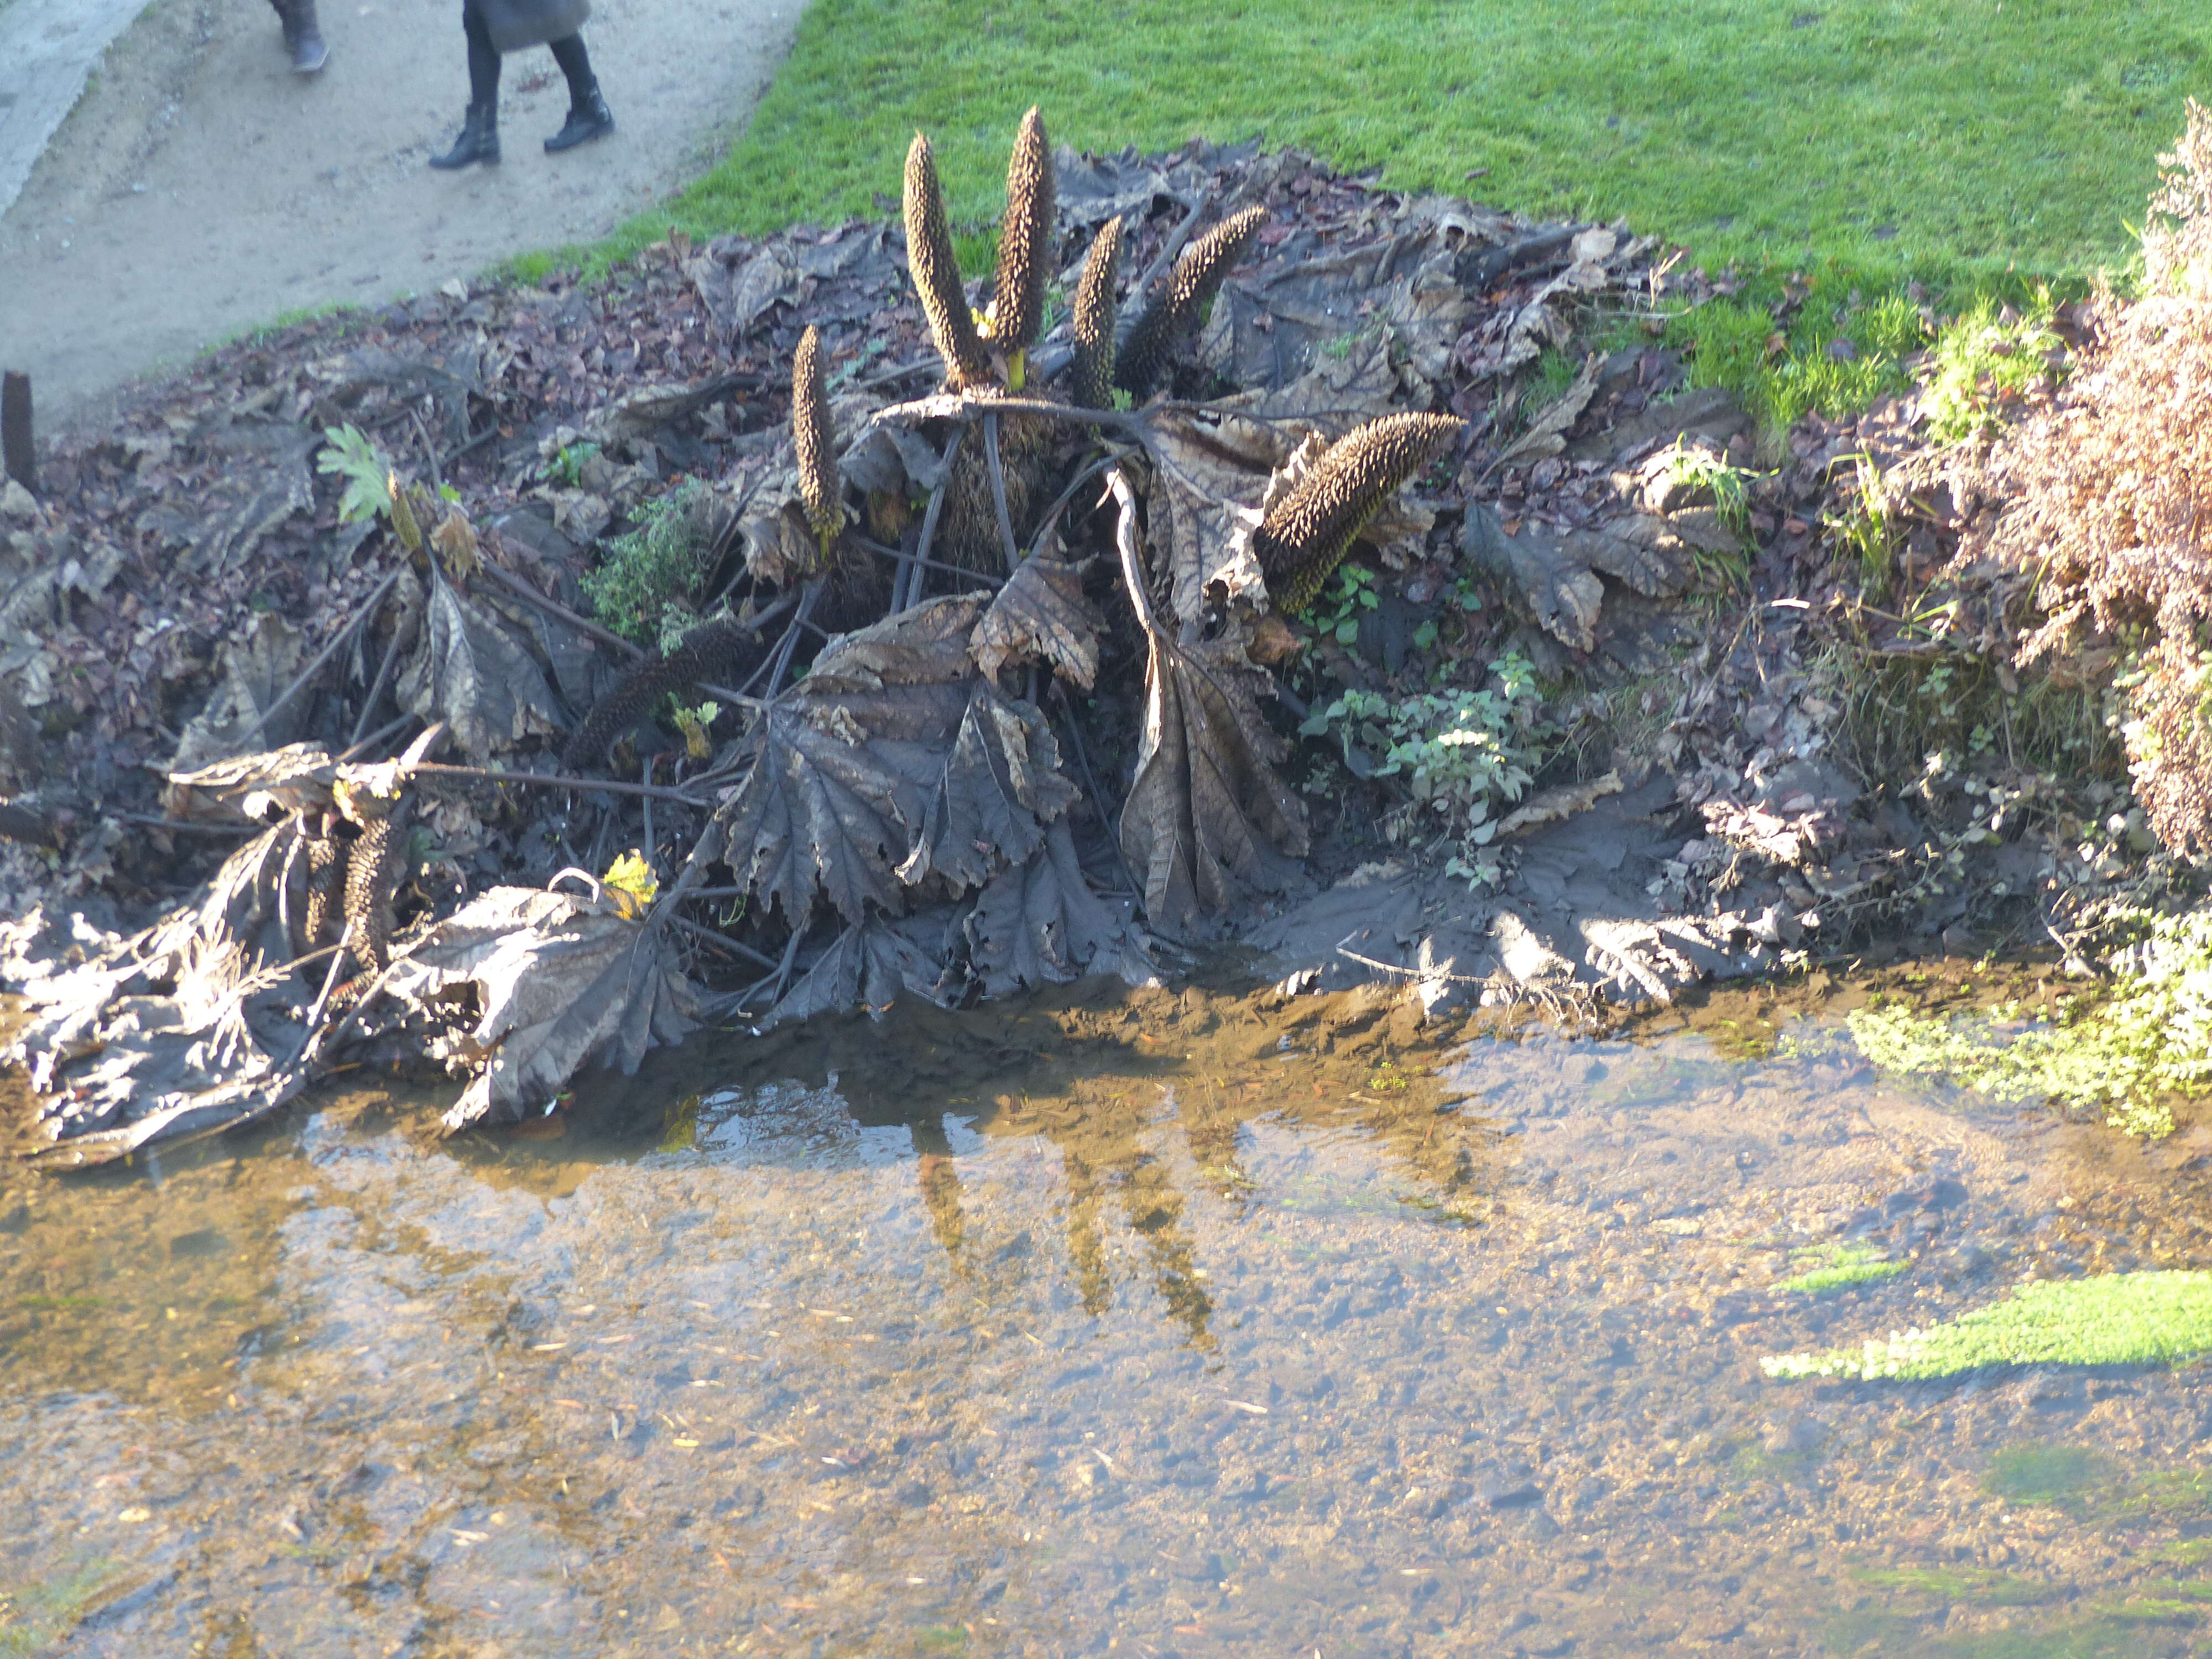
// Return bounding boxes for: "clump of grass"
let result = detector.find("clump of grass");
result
[1922,295,2065,444]
[580,479,716,649]
[1844,907,2212,1138]
[1775,1243,1905,1295]
[1762,1270,2212,1380]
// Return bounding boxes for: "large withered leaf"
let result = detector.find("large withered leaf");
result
[9,828,312,1164]
[968,821,1148,996]
[396,572,567,760]
[165,743,337,821]
[759,911,954,1029]
[707,596,1076,923]
[380,883,701,1130]
[895,679,1077,892]
[969,555,1105,688]
[1109,473,1307,937]
[168,612,307,773]
[1121,626,1308,933]
[1131,409,1291,625]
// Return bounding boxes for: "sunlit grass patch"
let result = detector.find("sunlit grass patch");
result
[1763,1270,2212,1380]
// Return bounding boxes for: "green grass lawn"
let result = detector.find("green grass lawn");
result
[589,0,2206,283]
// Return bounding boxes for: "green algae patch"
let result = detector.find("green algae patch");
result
[1762,1271,2212,1380]
[1775,1244,1906,1296]
[1840,910,2212,1140]
[1983,1444,2118,1509]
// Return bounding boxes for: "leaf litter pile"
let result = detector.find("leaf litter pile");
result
[0,117,2151,1167]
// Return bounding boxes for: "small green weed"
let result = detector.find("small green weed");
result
[1310,563,1381,647]
[545,441,601,489]
[316,424,395,526]
[1303,656,1543,885]
[580,479,716,649]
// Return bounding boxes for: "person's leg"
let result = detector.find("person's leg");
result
[543,33,615,153]
[466,4,502,109]
[430,3,503,169]
[268,0,327,72]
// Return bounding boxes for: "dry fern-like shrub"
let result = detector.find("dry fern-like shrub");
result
[2146,97,2212,301]
[1979,103,2212,848]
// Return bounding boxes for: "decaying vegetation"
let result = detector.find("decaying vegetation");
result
[9,105,2212,1167]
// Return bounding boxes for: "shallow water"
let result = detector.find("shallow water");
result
[3,975,2212,1657]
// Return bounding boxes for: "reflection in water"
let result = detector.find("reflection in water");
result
[0,975,2209,1657]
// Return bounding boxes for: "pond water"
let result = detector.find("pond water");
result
[3,972,2211,1657]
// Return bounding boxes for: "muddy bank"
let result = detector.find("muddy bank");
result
[0,131,2179,1167]
[0,0,806,426]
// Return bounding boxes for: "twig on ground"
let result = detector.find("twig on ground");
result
[410,763,708,805]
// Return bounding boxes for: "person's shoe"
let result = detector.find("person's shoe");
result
[288,0,328,72]
[430,105,500,170]
[545,85,614,153]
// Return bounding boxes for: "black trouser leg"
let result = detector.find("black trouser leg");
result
[544,33,614,152]
[465,4,502,111]
[548,33,593,103]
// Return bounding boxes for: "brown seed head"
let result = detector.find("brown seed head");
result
[1115,204,1266,398]
[904,132,991,388]
[792,326,843,558]
[1071,216,1123,409]
[1255,413,1466,612]
[989,107,1055,362]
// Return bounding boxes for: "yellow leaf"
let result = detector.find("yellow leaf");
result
[603,850,659,911]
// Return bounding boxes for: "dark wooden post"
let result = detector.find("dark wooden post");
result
[1,372,31,493]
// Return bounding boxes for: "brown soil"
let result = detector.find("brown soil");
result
[0,0,805,430]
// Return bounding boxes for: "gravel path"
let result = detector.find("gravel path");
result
[0,0,805,431]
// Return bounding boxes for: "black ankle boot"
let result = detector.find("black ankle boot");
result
[288,0,328,72]
[430,105,499,170]
[545,85,614,153]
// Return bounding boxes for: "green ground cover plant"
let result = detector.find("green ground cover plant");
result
[1762,1270,2212,1379]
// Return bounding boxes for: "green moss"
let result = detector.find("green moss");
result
[1853,1564,2059,1607]
[1776,1244,1907,1296]
[1764,1270,2212,1380]
[1984,1443,2119,1507]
